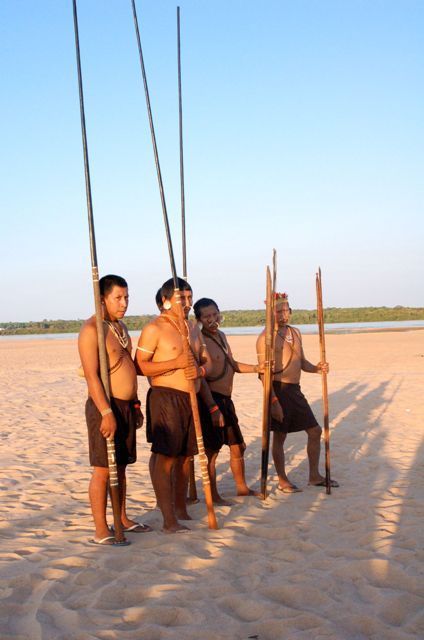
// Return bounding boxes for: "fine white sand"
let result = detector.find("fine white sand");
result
[0,331,423,639]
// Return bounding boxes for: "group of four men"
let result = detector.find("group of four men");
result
[79,274,336,546]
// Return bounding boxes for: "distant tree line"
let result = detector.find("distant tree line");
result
[1,307,423,335]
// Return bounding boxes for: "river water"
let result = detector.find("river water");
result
[1,320,424,341]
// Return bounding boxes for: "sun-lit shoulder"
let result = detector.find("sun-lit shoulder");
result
[78,316,96,341]
[140,318,160,340]
[256,330,265,347]
[290,326,302,341]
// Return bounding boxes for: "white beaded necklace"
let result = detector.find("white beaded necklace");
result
[104,320,129,349]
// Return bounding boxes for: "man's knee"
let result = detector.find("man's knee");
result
[273,431,287,447]
[307,425,322,441]
[230,444,245,460]
[156,453,177,471]
[206,448,219,461]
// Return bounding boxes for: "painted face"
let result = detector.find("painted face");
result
[167,289,193,319]
[102,286,129,321]
[198,304,220,333]
[275,301,291,326]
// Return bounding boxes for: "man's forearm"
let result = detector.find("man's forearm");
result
[139,358,180,377]
[234,361,258,374]
[85,374,111,413]
[301,359,318,373]
[199,379,216,408]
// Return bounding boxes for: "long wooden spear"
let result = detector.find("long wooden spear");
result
[72,0,125,542]
[260,266,274,499]
[316,267,331,495]
[177,6,187,282]
[130,0,218,529]
[177,7,198,503]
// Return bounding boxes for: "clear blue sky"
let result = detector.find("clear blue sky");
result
[1,1,422,321]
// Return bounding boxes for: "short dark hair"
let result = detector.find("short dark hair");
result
[155,288,163,310]
[99,274,128,296]
[193,297,219,319]
[161,277,192,301]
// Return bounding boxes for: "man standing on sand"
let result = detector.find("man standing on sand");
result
[194,297,263,503]
[136,278,212,533]
[79,274,152,546]
[256,292,339,493]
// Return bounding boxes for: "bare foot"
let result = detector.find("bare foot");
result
[162,523,191,534]
[236,487,261,497]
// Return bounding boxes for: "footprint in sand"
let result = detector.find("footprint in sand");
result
[218,594,266,622]
[260,584,331,610]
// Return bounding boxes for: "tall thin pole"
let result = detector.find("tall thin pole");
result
[260,266,273,499]
[177,7,197,503]
[130,0,217,529]
[72,0,125,541]
[316,267,331,495]
[177,6,187,281]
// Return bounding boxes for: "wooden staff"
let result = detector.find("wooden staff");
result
[72,0,125,542]
[316,267,331,495]
[260,266,273,499]
[177,6,198,503]
[130,0,218,529]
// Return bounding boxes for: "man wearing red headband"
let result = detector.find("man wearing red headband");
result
[256,293,339,493]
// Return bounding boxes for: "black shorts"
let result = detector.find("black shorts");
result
[145,387,153,443]
[86,397,137,467]
[199,391,244,452]
[146,386,198,458]
[271,382,319,433]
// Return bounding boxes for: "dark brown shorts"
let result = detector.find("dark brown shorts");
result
[271,382,319,433]
[85,397,137,467]
[146,386,198,458]
[199,391,244,452]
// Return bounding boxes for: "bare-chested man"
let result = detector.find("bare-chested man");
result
[256,292,339,493]
[78,274,151,546]
[136,278,212,533]
[194,298,263,503]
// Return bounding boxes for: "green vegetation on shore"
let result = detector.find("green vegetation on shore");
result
[1,307,423,335]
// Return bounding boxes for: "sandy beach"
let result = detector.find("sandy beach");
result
[0,331,423,640]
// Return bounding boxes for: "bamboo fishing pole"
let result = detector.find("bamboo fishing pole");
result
[72,0,125,542]
[177,6,198,503]
[130,0,218,529]
[260,266,273,499]
[316,267,331,495]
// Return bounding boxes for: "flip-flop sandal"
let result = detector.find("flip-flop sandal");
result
[277,484,303,494]
[111,523,153,533]
[88,536,131,547]
[309,479,340,488]
[123,523,153,533]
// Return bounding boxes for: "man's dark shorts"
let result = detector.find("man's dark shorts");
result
[146,386,198,457]
[271,382,319,433]
[86,397,137,467]
[199,391,244,452]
